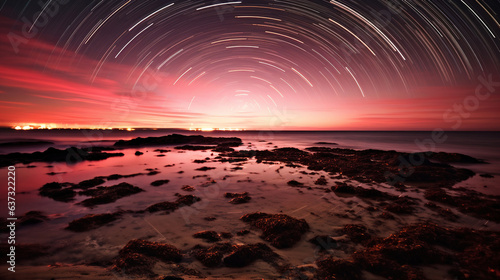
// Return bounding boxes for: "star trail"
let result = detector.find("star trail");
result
[0,0,499,130]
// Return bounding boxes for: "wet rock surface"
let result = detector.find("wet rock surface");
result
[193,231,221,243]
[66,212,122,232]
[224,192,251,204]
[192,242,285,270]
[146,194,201,213]
[78,182,144,207]
[151,179,170,187]
[114,134,242,147]
[313,223,500,280]
[18,211,49,226]
[113,239,182,276]
[225,147,480,188]
[0,146,124,167]
[240,212,309,248]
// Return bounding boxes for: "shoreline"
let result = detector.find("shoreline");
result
[0,134,499,279]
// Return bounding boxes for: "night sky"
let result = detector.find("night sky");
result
[0,0,499,130]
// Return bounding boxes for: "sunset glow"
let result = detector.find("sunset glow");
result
[0,1,499,131]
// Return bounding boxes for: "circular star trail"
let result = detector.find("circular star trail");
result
[1,0,499,129]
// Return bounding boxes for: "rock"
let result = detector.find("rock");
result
[146,201,179,213]
[195,166,215,171]
[309,235,339,251]
[175,145,214,151]
[19,211,48,225]
[0,146,124,167]
[338,224,372,244]
[316,258,362,280]
[240,212,309,248]
[114,239,182,276]
[151,179,170,187]
[237,230,250,236]
[224,192,251,204]
[39,182,76,202]
[79,182,144,207]
[332,182,356,194]
[480,173,494,178]
[193,231,221,242]
[287,180,304,187]
[135,151,144,156]
[146,195,201,213]
[114,134,242,147]
[192,243,232,267]
[314,176,328,185]
[75,177,106,189]
[182,185,195,192]
[66,212,122,232]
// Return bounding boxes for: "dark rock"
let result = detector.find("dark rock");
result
[114,239,182,276]
[240,212,309,248]
[309,235,339,251]
[181,185,195,191]
[193,231,221,242]
[39,182,76,202]
[106,173,144,180]
[287,180,304,187]
[316,258,362,280]
[75,177,106,189]
[79,182,144,207]
[223,243,280,268]
[332,182,356,194]
[135,151,144,156]
[224,192,251,204]
[338,224,372,244]
[154,149,170,153]
[424,188,500,222]
[66,212,122,232]
[314,176,328,185]
[480,173,494,178]
[19,211,48,226]
[237,229,250,236]
[204,216,216,221]
[220,232,233,239]
[146,201,179,213]
[195,166,215,171]
[146,195,201,213]
[151,179,170,187]
[114,134,242,147]
[192,242,232,267]
[175,145,214,151]
[0,146,124,167]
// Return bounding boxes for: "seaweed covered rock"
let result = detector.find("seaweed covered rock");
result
[240,212,309,248]
[18,211,49,226]
[223,243,281,268]
[224,192,251,204]
[145,194,201,213]
[114,134,242,147]
[151,179,170,187]
[66,212,122,232]
[114,239,182,276]
[193,231,221,243]
[39,182,76,202]
[424,188,500,222]
[316,258,362,280]
[192,242,232,267]
[79,182,144,207]
[350,223,500,280]
[0,146,124,167]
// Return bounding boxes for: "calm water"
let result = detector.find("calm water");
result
[1,129,499,161]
